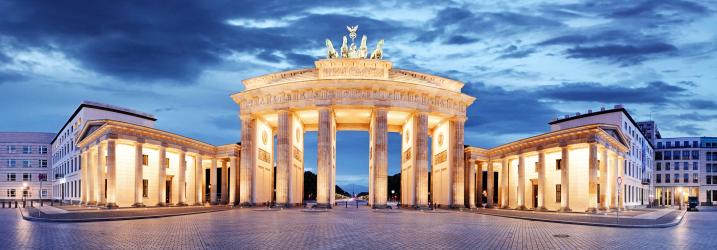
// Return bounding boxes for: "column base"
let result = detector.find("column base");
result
[96,202,106,207]
[414,205,431,210]
[132,203,146,207]
[316,203,333,209]
[450,204,465,209]
[371,204,389,209]
[86,201,97,206]
[193,203,203,206]
[176,202,188,206]
[536,207,549,212]
[586,207,598,213]
[558,207,572,212]
[239,202,254,207]
[105,203,119,209]
[500,205,510,209]
[517,205,527,210]
[156,202,167,207]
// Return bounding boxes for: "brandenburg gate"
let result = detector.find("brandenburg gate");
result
[231,27,475,208]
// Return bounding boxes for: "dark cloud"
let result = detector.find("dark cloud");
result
[673,124,704,135]
[284,53,314,67]
[444,35,478,45]
[536,81,687,104]
[684,100,717,109]
[497,45,536,59]
[609,0,710,20]
[565,43,677,65]
[0,71,25,84]
[463,82,558,135]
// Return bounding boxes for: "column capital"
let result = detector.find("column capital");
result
[451,116,467,122]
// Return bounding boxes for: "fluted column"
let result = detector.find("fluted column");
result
[610,153,618,209]
[370,108,388,208]
[618,155,625,209]
[133,142,145,207]
[450,117,465,208]
[599,148,608,210]
[229,156,237,205]
[517,154,526,210]
[80,149,88,204]
[465,158,476,208]
[537,150,547,211]
[178,150,187,206]
[221,159,228,204]
[210,158,218,205]
[501,158,510,208]
[559,146,571,212]
[157,145,167,206]
[105,139,118,208]
[87,146,96,206]
[276,110,291,206]
[476,161,484,208]
[415,112,429,207]
[195,156,203,205]
[587,143,599,213]
[485,159,495,208]
[239,115,254,206]
[97,143,106,206]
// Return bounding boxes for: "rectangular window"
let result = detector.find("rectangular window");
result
[666,174,671,183]
[693,162,698,171]
[684,174,689,183]
[556,159,562,170]
[7,159,16,168]
[165,158,170,168]
[6,173,16,182]
[692,151,699,160]
[22,145,32,154]
[7,145,16,153]
[666,162,671,171]
[676,141,681,148]
[664,151,672,160]
[655,151,663,160]
[694,141,699,148]
[22,173,31,181]
[39,146,48,154]
[7,189,16,198]
[39,159,47,168]
[556,184,561,203]
[682,151,690,159]
[693,173,699,183]
[708,175,712,185]
[674,174,680,183]
[656,174,661,183]
[41,189,48,197]
[656,162,661,171]
[673,151,681,160]
[142,155,149,165]
[684,162,689,170]
[657,142,663,149]
[22,160,31,168]
[143,179,149,197]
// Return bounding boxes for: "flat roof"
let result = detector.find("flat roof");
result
[50,101,156,144]
[548,107,654,149]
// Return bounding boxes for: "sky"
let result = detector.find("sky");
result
[1,0,716,188]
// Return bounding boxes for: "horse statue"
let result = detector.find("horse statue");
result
[359,35,368,58]
[340,36,349,58]
[325,39,338,59]
[370,39,384,59]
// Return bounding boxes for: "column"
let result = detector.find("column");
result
[487,160,494,208]
[80,149,88,204]
[476,161,483,208]
[587,143,598,213]
[559,146,571,212]
[195,156,203,205]
[133,142,145,207]
[221,159,228,204]
[105,139,118,208]
[501,158,509,208]
[275,110,291,206]
[178,150,187,206]
[517,154,526,210]
[157,145,167,206]
[537,150,547,211]
[415,112,429,207]
[229,156,237,205]
[239,115,254,205]
[465,158,476,208]
[599,148,609,210]
[610,153,618,209]
[210,158,218,205]
[370,108,388,208]
[87,146,96,206]
[618,155,625,209]
[97,143,106,206]
[450,117,465,208]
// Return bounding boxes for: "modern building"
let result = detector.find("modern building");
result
[653,137,717,206]
[548,105,654,207]
[0,132,54,201]
[50,101,156,204]
[637,120,661,145]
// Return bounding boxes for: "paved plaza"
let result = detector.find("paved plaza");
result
[1,207,716,249]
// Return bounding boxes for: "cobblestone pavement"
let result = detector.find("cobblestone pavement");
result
[25,206,231,220]
[1,206,715,249]
[473,208,683,226]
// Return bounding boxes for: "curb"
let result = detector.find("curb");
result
[19,207,231,223]
[470,209,687,228]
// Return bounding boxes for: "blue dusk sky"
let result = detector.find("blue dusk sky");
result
[1,0,716,188]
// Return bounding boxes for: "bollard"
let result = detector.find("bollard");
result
[15,201,18,208]
[2,201,4,208]
[356,200,358,208]
[41,200,43,207]
[23,201,26,208]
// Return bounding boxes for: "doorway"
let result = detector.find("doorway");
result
[165,180,172,204]
[532,184,538,209]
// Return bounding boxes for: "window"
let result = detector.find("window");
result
[656,174,661,183]
[676,141,681,148]
[694,141,699,148]
[693,173,699,183]
[684,174,689,183]
[708,176,712,185]
[41,189,48,197]
[674,174,680,183]
[684,162,689,171]
[556,184,561,203]
[22,189,29,198]
[142,179,149,197]
[655,151,663,160]
[657,142,663,149]
[22,145,32,154]
[656,162,661,171]
[39,159,47,168]
[38,173,47,182]
[666,141,672,148]
[673,151,681,160]
[692,150,699,160]
[664,151,672,160]
[39,146,48,154]
[693,162,698,171]
[666,174,671,183]
[165,158,170,168]
[6,173,16,182]
[22,160,31,168]
[142,155,149,165]
[666,162,671,171]
[682,151,690,159]
[7,159,16,168]
[7,189,16,198]
[675,162,680,170]
[23,173,31,181]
